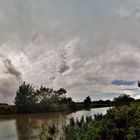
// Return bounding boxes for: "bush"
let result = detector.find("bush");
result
[39,105,140,140]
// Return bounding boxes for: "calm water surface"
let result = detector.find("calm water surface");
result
[0,107,110,140]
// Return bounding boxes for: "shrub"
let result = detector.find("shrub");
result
[39,105,140,140]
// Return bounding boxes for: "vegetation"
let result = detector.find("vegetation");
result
[84,96,92,108]
[39,124,58,140]
[0,104,15,114]
[91,94,134,108]
[39,93,140,140]
[40,104,140,140]
[0,81,140,139]
[92,100,114,108]
[113,94,135,107]
[14,82,36,112]
[0,81,137,114]
[14,82,76,113]
[13,82,115,113]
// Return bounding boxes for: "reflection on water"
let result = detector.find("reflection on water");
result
[0,107,110,140]
[0,120,17,140]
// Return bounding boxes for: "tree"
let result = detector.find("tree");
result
[35,86,54,103]
[113,94,135,106]
[56,88,67,95]
[34,87,68,112]
[84,96,92,108]
[56,88,67,102]
[14,82,72,112]
[14,82,36,112]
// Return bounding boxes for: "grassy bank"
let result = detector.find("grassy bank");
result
[40,101,140,140]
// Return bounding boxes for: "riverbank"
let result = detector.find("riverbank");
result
[0,92,135,115]
[0,107,109,140]
[42,101,140,140]
[0,103,113,114]
[0,82,134,114]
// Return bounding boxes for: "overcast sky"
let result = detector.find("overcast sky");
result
[0,0,140,103]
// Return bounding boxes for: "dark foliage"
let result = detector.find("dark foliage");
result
[84,96,92,108]
[14,82,36,112]
[113,94,135,107]
[92,100,114,108]
[14,82,74,113]
[0,81,135,114]
[41,105,140,140]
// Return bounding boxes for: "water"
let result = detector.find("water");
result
[0,107,110,140]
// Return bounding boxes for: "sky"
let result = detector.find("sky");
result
[0,0,140,103]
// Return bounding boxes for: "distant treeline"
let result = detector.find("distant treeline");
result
[0,82,137,114]
[92,94,135,107]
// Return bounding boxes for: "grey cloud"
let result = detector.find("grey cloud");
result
[0,0,140,102]
[0,54,22,80]
[3,58,22,80]
[0,78,20,103]
[122,88,138,91]
[112,80,135,86]
[90,93,121,101]
[58,63,70,74]
[0,53,22,103]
